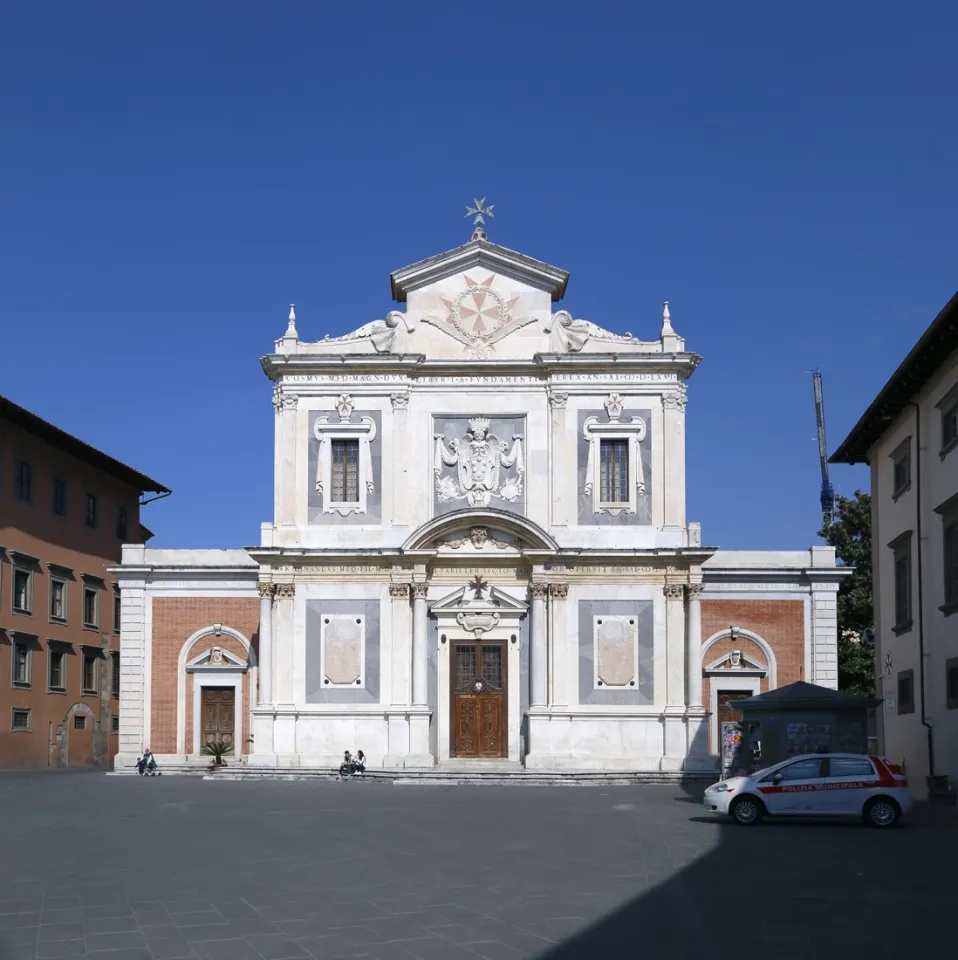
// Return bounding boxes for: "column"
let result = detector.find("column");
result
[530,582,548,707]
[662,387,687,530]
[257,583,274,706]
[686,584,703,708]
[412,583,428,707]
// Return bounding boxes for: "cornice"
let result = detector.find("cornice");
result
[261,352,701,383]
[389,237,569,303]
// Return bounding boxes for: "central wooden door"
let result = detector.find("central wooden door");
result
[202,687,235,746]
[451,641,506,758]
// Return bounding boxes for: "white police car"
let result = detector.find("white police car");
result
[703,754,912,827]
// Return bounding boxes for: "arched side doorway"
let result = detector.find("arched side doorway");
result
[701,628,776,768]
[57,702,98,767]
[176,625,255,757]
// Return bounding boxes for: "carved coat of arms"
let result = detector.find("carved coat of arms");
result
[434,418,524,507]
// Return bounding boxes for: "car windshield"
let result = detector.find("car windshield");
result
[749,763,784,781]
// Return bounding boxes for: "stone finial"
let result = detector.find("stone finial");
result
[283,304,298,340]
[660,301,675,337]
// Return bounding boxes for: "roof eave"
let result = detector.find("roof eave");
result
[830,291,958,465]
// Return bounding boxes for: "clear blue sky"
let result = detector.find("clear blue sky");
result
[2,3,955,550]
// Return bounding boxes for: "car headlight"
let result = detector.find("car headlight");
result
[708,783,729,793]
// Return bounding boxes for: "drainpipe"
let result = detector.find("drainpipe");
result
[910,402,934,778]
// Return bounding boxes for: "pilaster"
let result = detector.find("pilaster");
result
[548,391,570,527]
[272,581,295,706]
[117,578,147,766]
[530,582,548,707]
[272,389,298,526]
[257,582,275,706]
[662,386,687,530]
[549,583,569,706]
[390,393,410,528]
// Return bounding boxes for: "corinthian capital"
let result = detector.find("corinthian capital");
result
[662,386,688,411]
[257,582,275,599]
[411,583,429,599]
[550,583,569,599]
[530,582,549,599]
[389,583,410,598]
[663,583,685,600]
[687,583,704,600]
[274,582,295,599]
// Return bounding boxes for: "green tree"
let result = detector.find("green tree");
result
[818,490,875,696]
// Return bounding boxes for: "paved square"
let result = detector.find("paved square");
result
[0,770,954,959]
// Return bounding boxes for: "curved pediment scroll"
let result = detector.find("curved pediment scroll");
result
[317,311,412,354]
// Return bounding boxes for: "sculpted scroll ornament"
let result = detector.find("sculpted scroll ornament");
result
[319,310,412,354]
[272,388,298,413]
[435,418,524,508]
[546,311,639,354]
[440,526,512,551]
[662,387,688,411]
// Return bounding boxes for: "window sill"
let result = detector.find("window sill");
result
[12,608,33,618]
[12,681,31,690]
[50,617,68,626]
[82,624,100,632]
[892,484,911,502]
[947,699,958,710]
[898,707,916,715]
[81,689,98,697]
[11,727,32,734]
[940,438,958,460]
[892,620,914,636]
[47,688,66,696]
[940,601,958,618]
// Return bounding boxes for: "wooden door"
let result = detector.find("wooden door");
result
[717,690,750,727]
[202,687,235,746]
[452,642,506,758]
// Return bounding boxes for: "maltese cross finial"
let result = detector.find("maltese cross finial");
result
[465,198,494,239]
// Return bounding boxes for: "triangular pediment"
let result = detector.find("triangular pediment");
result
[704,650,767,674]
[186,646,247,670]
[430,584,528,614]
[390,236,569,303]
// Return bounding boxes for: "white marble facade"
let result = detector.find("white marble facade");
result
[250,231,714,772]
[114,230,842,772]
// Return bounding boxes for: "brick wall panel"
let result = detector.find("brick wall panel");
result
[150,598,259,755]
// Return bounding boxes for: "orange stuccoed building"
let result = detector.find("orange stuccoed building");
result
[0,396,168,768]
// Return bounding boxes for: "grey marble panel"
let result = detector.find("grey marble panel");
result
[305,599,380,703]
[433,415,526,518]
[576,408,652,526]
[307,409,382,525]
[578,599,654,705]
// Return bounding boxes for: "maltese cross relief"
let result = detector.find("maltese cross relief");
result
[421,274,536,359]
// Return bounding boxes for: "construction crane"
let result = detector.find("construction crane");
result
[812,369,836,528]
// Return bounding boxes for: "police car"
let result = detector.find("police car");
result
[703,754,912,827]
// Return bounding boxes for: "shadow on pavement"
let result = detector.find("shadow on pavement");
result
[539,782,957,960]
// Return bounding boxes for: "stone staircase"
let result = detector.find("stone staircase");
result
[199,766,714,786]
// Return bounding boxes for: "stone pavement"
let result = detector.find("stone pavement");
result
[0,769,955,960]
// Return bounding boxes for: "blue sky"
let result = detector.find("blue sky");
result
[2,3,955,550]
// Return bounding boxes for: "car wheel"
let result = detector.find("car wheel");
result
[864,797,900,828]
[730,796,764,825]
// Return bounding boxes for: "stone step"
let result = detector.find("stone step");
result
[199,767,714,786]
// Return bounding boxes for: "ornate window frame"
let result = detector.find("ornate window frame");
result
[592,613,639,689]
[583,394,647,516]
[313,397,376,517]
[320,613,366,689]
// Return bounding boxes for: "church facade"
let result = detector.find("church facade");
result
[114,227,844,773]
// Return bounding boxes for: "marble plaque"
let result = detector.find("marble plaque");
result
[322,615,364,685]
[594,615,637,687]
